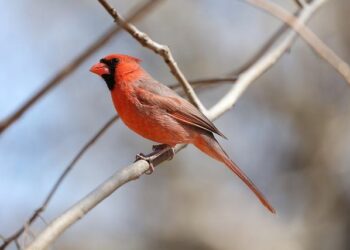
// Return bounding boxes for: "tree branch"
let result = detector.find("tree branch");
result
[98,0,207,114]
[245,0,350,85]
[169,77,238,93]
[25,1,326,249]
[0,0,163,135]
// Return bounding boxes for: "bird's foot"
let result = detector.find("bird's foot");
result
[135,153,155,175]
[152,144,169,152]
[152,144,175,160]
[135,145,175,175]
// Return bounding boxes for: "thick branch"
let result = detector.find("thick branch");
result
[25,1,326,249]
[98,0,207,113]
[246,0,350,85]
[0,0,162,135]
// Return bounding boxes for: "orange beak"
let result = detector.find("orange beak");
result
[90,62,110,76]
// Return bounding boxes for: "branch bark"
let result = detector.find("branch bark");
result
[24,1,326,249]
[0,0,162,135]
[246,0,350,85]
[98,0,207,113]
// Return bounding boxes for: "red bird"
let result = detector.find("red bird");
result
[90,54,275,213]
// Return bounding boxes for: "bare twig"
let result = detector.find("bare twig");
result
[0,0,162,135]
[294,0,308,8]
[98,0,207,114]
[185,77,239,86]
[246,0,350,85]
[14,240,21,250]
[37,215,49,227]
[25,1,326,249]
[169,77,238,91]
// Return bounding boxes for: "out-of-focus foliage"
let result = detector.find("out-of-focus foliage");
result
[0,0,349,249]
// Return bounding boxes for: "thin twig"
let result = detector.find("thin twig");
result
[169,77,238,90]
[294,0,308,8]
[14,240,21,250]
[25,1,326,249]
[0,0,163,135]
[37,215,49,227]
[245,0,350,85]
[98,0,207,114]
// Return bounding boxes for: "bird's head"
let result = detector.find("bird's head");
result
[90,54,142,91]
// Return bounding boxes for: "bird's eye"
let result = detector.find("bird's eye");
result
[111,58,119,64]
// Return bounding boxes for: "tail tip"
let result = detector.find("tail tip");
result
[266,203,276,214]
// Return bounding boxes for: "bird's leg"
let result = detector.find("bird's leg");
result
[152,143,169,152]
[135,144,175,174]
[152,144,175,159]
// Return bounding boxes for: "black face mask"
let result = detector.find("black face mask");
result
[100,58,119,91]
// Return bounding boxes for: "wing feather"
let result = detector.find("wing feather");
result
[134,79,226,138]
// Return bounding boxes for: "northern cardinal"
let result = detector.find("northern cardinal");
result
[90,54,275,213]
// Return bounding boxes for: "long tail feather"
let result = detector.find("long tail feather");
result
[193,133,276,214]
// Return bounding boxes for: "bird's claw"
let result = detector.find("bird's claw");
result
[152,144,168,152]
[135,153,154,175]
[135,145,175,175]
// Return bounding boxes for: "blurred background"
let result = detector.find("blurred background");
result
[1,0,350,249]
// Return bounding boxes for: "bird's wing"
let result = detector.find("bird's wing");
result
[134,76,180,97]
[134,79,226,138]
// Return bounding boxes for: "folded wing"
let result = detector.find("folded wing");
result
[134,79,226,138]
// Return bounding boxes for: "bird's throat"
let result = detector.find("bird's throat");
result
[102,73,116,91]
